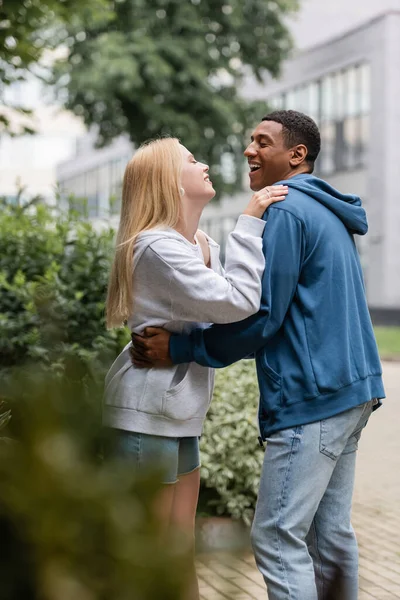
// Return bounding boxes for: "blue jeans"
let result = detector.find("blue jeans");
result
[251,401,374,600]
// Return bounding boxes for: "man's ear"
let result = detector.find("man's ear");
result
[289,144,308,168]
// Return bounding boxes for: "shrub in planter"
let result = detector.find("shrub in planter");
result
[200,360,264,526]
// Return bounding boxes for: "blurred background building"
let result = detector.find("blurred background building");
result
[56,132,132,219]
[0,73,84,204]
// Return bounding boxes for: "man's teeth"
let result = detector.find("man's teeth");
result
[249,164,261,172]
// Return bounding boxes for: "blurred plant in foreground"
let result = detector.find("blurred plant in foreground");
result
[0,358,189,600]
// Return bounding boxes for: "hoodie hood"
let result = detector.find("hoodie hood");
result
[279,174,368,235]
[132,228,197,271]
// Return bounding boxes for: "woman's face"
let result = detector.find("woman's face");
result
[179,145,216,203]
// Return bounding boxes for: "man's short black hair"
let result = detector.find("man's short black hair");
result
[262,110,321,172]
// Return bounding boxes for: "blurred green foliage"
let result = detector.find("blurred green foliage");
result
[0,360,189,600]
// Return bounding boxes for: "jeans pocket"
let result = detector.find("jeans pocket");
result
[342,400,374,455]
[319,403,368,461]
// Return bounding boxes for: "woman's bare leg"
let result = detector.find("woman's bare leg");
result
[171,468,201,600]
[153,483,175,532]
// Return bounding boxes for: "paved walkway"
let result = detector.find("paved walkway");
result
[197,362,400,599]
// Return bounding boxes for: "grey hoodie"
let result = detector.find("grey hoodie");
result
[103,214,266,437]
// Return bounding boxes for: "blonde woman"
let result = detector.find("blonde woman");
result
[104,137,287,599]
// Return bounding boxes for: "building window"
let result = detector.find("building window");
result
[308,82,320,124]
[268,62,371,176]
[58,153,130,218]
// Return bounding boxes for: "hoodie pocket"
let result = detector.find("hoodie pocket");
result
[162,364,212,421]
[137,367,176,415]
[257,351,283,411]
[104,347,162,413]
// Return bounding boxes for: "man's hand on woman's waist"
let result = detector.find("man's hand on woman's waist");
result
[130,327,173,368]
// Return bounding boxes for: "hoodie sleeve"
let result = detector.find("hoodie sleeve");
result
[169,208,305,367]
[149,215,266,324]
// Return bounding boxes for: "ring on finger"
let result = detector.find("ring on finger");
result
[265,189,271,199]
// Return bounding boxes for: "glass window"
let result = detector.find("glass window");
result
[109,158,123,214]
[268,96,281,110]
[343,116,360,169]
[333,120,347,171]
[309,82,320,124]
[72,175,85,197]
[318,63,370,174]
[296,86,309,114]
[87,194,98,218]
[319,121,335,175]
[321,75,335,122]
[286,90,296,110]
[346,67,359,117]
[357,115,370,166]
[335,71,346,121]
[97,164,111,217]
[276,95,285,110]
[359,63,371,114]
[85,168,98,199]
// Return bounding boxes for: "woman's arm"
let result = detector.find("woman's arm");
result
[148,215,265,324]
[140,185,288,325]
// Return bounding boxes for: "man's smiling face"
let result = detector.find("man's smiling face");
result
[244,120,293,191]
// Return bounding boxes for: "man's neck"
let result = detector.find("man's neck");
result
[281,165,311,181]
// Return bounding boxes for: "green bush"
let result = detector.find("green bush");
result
[0,198,128,373]
[200,360,263,526]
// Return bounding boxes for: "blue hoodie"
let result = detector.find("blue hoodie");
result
[170,174,385,439]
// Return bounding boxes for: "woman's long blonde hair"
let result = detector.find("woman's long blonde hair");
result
[106,137,183,328]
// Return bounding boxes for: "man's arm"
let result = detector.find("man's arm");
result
[170,207,305,368]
